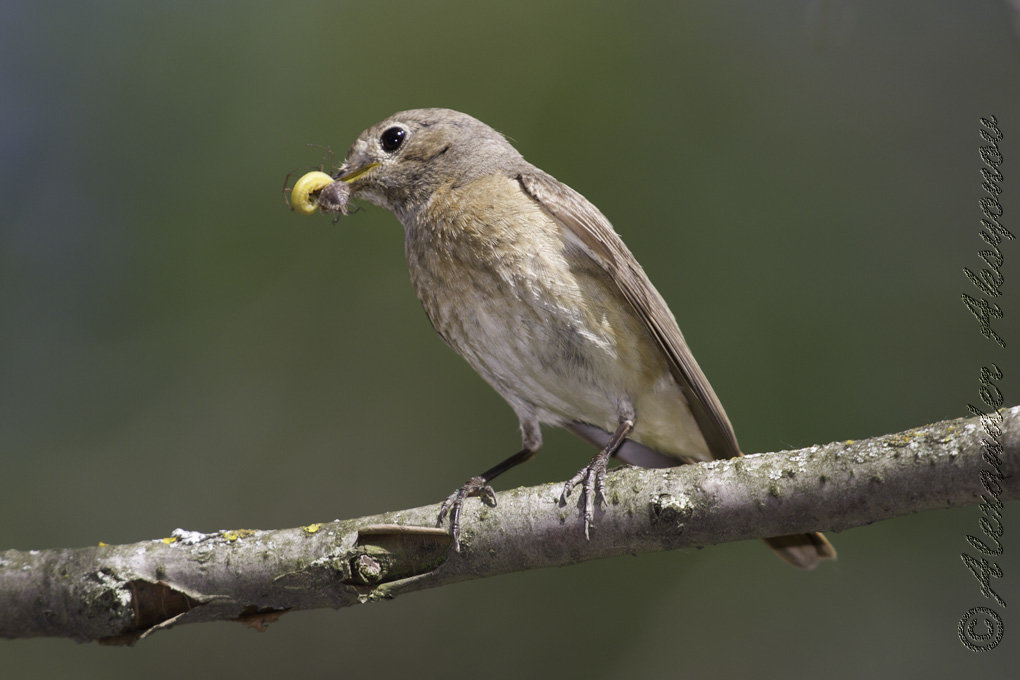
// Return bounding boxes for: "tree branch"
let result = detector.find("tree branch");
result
[2,406,1017,643]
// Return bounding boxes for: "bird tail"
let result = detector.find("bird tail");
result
[763,532,837,569]
[565,422,838,569]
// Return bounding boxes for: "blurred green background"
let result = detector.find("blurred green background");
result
[2,0,1018,677]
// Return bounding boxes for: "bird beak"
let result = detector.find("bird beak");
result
[336,162,380,184]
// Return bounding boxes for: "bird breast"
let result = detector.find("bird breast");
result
[403,176,623,415]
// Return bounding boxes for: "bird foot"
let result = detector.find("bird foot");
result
[559,450,611,539]
[437,476,496,551]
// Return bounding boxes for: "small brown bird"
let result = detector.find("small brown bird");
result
[314,108,834,568]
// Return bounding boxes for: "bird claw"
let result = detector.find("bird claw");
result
[437,476,495,551]
[560,451,611,539]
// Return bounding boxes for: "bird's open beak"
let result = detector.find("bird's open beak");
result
[336,162,380,184]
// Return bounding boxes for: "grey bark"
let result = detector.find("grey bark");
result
[2,406,1017,644]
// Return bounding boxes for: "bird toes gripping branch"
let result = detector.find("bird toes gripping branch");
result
[560,450,612,539]
[560,418,633,539]
[437,475,497,551]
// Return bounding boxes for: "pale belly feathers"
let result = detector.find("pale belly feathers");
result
[402,174,712,462]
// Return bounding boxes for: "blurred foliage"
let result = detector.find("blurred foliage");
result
[1,1,1018,677]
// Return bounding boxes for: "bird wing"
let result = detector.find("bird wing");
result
[517,170,742,461]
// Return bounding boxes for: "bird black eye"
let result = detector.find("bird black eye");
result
[380,126,406,152]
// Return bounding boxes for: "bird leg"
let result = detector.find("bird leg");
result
[437,445,537,551]
[560,418,634,539]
